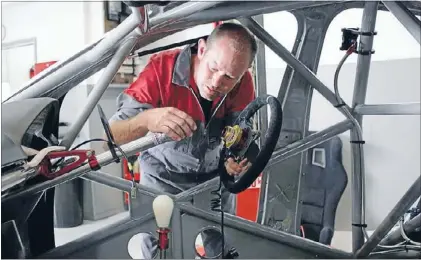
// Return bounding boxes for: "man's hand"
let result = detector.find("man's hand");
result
[225,158,251,176]
[143,107,197,141]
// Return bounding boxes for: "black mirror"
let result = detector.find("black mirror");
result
[194,227,224,259]
[127,232,158,259]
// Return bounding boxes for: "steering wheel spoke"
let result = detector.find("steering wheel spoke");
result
[219,94,283,194]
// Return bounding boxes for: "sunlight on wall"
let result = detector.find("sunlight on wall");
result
[264,8,421,69]
[320,9,421,65]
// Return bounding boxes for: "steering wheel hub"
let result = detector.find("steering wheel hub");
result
[222,125,246,149]
[219,94,283,194]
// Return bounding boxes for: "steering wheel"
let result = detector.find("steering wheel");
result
[219,94,283,194]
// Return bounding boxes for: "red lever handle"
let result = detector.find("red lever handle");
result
[38,150,99,179]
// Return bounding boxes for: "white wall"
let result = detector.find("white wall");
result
[315,59,420,251]
[264,8,421,70]
[1,2,85,62]
[263,8,420,251]
[2,1,105,143]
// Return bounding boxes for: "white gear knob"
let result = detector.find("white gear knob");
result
[152,195,174,228]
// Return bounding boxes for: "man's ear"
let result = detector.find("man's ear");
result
[197,38,207,60]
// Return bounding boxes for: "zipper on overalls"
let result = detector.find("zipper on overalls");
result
[188,87,227,129]
[188,87,227,173]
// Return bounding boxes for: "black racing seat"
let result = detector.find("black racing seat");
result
[300,133,348,245]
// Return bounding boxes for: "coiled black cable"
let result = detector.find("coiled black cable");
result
[210,179,225,259]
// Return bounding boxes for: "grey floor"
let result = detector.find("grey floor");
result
[54,211,129,246]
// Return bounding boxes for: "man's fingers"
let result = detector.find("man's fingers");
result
[239,158,248,167]
[226,163,241,176]
[225,165,236,175]
[241,162,252,173]
[168,108,197,131]
[225,158,242,176]
[160,125,183,141]
[166,114,194,137]
[227,157,235,164]
[159,108,197,139]
[164,120,187,139]
[225,158,253,176]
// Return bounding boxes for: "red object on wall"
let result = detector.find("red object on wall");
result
[29,61,57,78]
[236,173,262,222]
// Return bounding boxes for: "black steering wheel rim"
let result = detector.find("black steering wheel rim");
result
[219,94,283,194]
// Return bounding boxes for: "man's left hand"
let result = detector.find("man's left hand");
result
[225,158,252,176]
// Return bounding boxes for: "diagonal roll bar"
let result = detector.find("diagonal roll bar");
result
[1,133,172,204]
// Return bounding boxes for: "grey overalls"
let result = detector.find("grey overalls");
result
[109,43,255,258]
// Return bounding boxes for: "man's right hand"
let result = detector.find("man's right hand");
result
[143,107,197,141]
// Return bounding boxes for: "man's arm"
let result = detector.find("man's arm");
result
[106,59,161,146]
[108,95,197,146]
[105,57,196,147]
[109,117,148,145]
[108,94,152,146]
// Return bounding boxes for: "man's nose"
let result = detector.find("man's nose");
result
[211,72,224,88]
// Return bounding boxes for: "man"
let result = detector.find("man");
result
[108,22,258,257]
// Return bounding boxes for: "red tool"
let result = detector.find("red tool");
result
[37,150,100,179]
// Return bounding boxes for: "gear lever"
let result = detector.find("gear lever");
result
[152,195,175,259]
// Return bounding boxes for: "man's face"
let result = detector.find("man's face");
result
[194,37,251,101]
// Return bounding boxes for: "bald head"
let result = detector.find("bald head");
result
[206,22,257,66]
[194,22,257,101]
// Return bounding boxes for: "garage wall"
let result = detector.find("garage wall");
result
[1,2,85,62]
[263,8,420,251]
[315,57,420,228]
[2,1,105,143]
